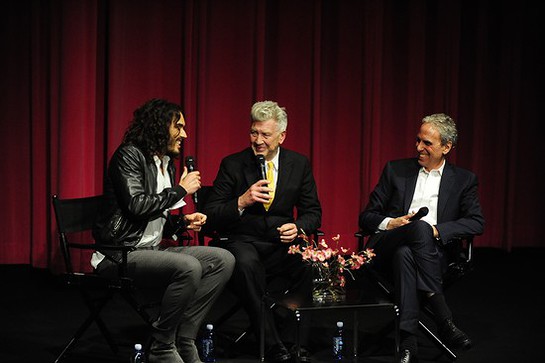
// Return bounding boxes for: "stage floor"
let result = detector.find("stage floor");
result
[1,247,543,363]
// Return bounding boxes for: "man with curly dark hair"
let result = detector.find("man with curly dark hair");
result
[92,98,235,363]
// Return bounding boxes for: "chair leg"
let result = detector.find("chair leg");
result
[418,320,457,360]
[232,288,288,346]
[213,302,243,328]
[55,293,116,363]
[233,330,249,344]
[93,310,119,354]
[260,297,266,362]
[121,290,155,325]
[366,266,458,361]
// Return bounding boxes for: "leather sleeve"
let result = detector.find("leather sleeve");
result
[108,144,187,220]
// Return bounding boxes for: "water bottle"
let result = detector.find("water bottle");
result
[333,321,344,361]
[131,343,145,363]
[201,323,215,362]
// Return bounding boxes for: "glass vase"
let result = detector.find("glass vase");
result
[311,267,346,304]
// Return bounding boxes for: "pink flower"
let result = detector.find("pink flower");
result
[288,232,375,284]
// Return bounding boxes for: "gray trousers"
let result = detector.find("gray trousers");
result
[96,245,235,344]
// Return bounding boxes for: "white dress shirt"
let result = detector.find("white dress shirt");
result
[378,160,445,230]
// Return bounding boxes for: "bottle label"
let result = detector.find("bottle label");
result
[133,352,144,363]
[202,338,215,362]
[333,336,343,357]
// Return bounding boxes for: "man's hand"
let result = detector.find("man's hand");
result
[386,213,413,230]
[237,179,272,209]
[179,166,201,195]
[431,225,440,239]
[183,212,207,231]
[386,213,439,237]
[277,223,298,243]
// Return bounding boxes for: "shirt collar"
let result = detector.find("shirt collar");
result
[269,148,280,170]
[153,155,171,169]
[420,159,445,176]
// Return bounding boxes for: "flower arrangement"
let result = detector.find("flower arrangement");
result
[288,231,375,304]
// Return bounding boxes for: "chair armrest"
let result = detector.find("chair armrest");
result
[94,244,136,252]
[443,236,474,263]
[71,243,136,277]
[354,230,370,250]
[354,231,367,239]
[67,242,135,252]
[440,236,475,287]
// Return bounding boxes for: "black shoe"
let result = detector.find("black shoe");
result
[289,344,311,362]
[265,343,293,363]
[399,349,418,363]
[439,318,472,350]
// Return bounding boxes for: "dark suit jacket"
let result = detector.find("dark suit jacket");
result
[204,147,322,243]
[359,158,485,247]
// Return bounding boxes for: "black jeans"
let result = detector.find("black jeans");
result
[367,221,443,333]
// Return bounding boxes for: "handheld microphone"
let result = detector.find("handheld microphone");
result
[409,206,429,221]
[256,154,267,180]
[184,155,198,205]
[256,154,269,196]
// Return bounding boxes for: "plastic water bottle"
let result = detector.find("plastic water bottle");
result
[201,323,215,362]
[131,343,145,363]
[333,321,344,360]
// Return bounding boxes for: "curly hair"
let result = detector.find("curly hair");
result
[122,98,183,159]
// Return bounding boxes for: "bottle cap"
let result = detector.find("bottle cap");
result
[206,323,214,330]
[337,321,344,328]
[134,343,142,350]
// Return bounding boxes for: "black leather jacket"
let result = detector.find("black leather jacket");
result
[93,143,187,257]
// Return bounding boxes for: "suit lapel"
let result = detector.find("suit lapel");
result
[275,148,291,201]
[437,162,455,222]
[404,160,420,212]
[242,148,260,188]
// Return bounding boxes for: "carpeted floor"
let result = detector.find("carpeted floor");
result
[1,247,543,363]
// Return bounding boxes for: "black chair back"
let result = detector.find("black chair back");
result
[51,194,154,362]
[52,194,104,274]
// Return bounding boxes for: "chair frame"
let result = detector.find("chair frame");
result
[51,194,156,362]
[355,231,474,361]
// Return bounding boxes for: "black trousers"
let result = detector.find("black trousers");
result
[367,221,444,334]
[220,238,312,349]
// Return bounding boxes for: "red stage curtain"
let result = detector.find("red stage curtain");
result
[0,0,542,271]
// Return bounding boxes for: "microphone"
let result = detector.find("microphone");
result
[256,154,269,196]
[409,206,429,221]
[184,155,198,205]
[256,154,267,180]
